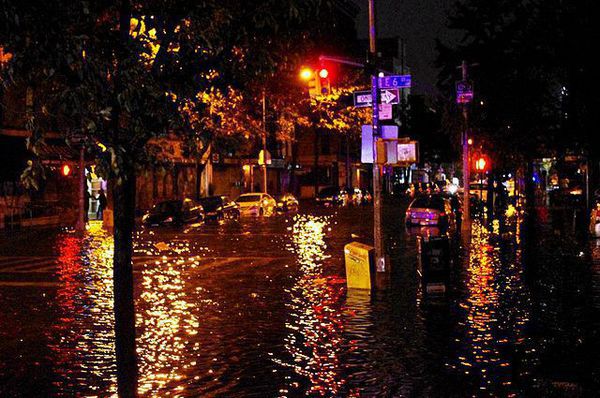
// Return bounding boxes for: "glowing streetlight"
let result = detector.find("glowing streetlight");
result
[299,68,313,81]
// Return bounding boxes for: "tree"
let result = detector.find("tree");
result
[1,1,331,396]
[437,0,598,173]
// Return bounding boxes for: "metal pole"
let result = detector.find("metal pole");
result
[369,0,385,274]
[262,90,268,194]
[585,159,590,211]
[461,60,471,229]
[76,145,86,232]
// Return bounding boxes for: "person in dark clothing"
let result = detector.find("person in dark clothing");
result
[96,189,107,220]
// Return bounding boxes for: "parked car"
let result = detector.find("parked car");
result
[276,193,299,212]
[315,186,350,206]
[234,193,277,216]
[198,196,240,220]
[405,194,454,228]
[142,198,204,226]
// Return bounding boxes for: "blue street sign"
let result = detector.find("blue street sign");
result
[456,80,474,104]
[371,76,379,136]
[378,75,411,89]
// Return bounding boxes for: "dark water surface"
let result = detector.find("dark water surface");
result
[0,204,598,397]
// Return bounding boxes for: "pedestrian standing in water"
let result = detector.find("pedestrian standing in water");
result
[96,189,107,220]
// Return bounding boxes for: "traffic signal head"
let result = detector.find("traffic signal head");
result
[62,164,71,176]
[318,68,330,96]
[300,67,322,99]
[475,157,488,171]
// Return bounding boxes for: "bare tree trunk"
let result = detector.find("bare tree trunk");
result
[113,161,138,398]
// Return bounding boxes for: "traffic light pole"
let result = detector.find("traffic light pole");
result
[461,60,471,231]
[369,0,387,278]
[262,90,268,194]
[76,145,86,232]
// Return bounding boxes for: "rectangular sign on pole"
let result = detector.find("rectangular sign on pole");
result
[371,76,379,136]
[378,75,411,89]
[456,80,474,104]
[362,125,399,163]
[353,89,400,107]
[397,141,419,164]
[353,90,372,107]
[379,103,392,120]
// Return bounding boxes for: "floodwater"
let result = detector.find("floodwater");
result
[0,204,598,397]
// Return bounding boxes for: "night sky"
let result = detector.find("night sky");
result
[352,0,460,94]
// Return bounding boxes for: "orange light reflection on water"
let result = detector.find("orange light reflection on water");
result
[451,216,531,394]
[275,214,347,396]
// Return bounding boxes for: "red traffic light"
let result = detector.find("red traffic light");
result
[61,164,71,176]
[474,157,489,171]
[318,68,329,79]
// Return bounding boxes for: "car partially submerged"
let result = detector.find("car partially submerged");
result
[198,196,240,220]
[142,198,204,226]
[315,186,350,206]
[276,193,299,212]
[405,194,454,228]
[234,193,277,216]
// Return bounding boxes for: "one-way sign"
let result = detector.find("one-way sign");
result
[380,89,397,104]
[353,90,373,107]
[353,89,400,107]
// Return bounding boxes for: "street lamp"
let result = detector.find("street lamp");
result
[299,67,313,81]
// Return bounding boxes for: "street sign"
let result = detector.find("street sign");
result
[380,89,398,104]
[353,89,400,107]
[456,80,474,103]
[378,75,411,89]
[353,90,372,107]
[379,103,392,120]
[397,141,419,164]
[371,76,379,136]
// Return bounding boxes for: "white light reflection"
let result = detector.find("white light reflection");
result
[274,214,347,396]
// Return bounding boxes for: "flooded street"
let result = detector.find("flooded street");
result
[0,203,598,397]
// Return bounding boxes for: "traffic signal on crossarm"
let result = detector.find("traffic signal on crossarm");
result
[61,164,71,176]
[318,68,330,96]
[473,155,489,172]
[300,67,321,98]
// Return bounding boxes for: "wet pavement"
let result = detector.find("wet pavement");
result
[0,202,598,397]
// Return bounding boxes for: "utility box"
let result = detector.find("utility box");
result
[344,242,375,290]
